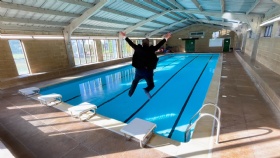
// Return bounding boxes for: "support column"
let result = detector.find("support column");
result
[62,0,108,67]
[118,37,123,59]
[63,30,75,67]
[241,32,247,54]
[235,30,243,50]
[96,40,104,62]
[249,16,262,62]
[250,26,261,62]
[241,24,249,54]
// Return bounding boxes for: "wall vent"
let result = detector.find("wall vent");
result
[189,32,204,36]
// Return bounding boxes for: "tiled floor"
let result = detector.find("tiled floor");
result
[1,52,280,158]
[212,52,280,158]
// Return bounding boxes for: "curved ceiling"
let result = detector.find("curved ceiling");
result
[0,0,278,37]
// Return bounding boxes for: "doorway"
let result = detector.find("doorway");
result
[185,39,195,52]
[223,39,230,52]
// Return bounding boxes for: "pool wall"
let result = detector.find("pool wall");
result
[39,53,222,143]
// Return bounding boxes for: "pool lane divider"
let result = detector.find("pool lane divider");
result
[167,55,213,138]
[97,55,185,108]
[64,67,134,103]
[64,55,175,104]
[124,55,199,123]
[64,95,80,102]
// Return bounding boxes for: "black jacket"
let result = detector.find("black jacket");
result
[125,37,166,70]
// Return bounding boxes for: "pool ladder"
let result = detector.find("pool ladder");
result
[185,103,221,144]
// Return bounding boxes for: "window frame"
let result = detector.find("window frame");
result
[101,39,118,61]
[278,21,280,37]
[8,40,30,75]
[121,39,133,58]
[248,30,252,38]
[264,25,273,37]
[71,39,98,66]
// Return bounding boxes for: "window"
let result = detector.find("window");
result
[153,39,157,46]
[278,21,280,36]
[264,25,273,37]
[135,39,142,45]
[101,39,118,61]
[190,32,204,36]
[8,40,30,75]
[212,31,219,38]
[84,40,98,63]
[248,30,252,38]
[88,40,98,62]
[71,39,98,66]
[71,40,81,65]
[77,40,86,64]
[121,40,133,58]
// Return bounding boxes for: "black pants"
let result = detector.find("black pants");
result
[129,69,154,96]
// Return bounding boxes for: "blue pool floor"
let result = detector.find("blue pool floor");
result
[40,54,219,142]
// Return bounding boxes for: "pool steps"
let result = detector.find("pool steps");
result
[185,103,221,144]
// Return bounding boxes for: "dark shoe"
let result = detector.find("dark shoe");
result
[128,90,133,97]
[143,89,151,99]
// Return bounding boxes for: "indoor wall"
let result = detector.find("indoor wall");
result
[245,21,280,75]
[23,40,69,73]
[245,38,254,57]
[167,24,236,53]
[0,40,18,78]
[0,38,132,89]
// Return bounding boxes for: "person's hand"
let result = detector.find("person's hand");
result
[164,32,171,40]
[119,31,126,38]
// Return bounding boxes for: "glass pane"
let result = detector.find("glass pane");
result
[269,25,273,37]
[136,39,142,45]
[8,40,29,75]
[121,40,127,58]
[112,40,117,59]
[77,40,86,64]
[101,40,109,61]
[122,40,133,58]
[83,40,91,64]
[126,42,133,57]
[101,40,107,54]
[71,40,80,65]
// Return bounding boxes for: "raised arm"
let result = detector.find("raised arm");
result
[119,31,137,49]
[153,32,172,50]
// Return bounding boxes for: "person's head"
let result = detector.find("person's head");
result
[142,38,149,47]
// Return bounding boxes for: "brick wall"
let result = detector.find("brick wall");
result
[168,25,235,53]
[0,38,132,89]
[256,37,280,75]
[0,40,18,78]
[23,40,69,73]
[245,38,254,56]
[245,21,280,76]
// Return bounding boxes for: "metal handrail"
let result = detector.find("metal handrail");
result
[189,103,221,126]
[185,103,221,144]
[186,113,221,144]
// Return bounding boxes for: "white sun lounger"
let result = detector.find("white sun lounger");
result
[18,87,40,96]
[68,102,97,121]
[121,118,156,148]
[38,93,62,106]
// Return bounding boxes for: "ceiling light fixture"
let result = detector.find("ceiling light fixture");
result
[0,34,33,39]
[33,35,64,39]
[260,15,280,26]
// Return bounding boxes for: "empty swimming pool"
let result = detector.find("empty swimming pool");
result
[40,53,220,142]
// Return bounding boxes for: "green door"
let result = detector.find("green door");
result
[223,39,230,52]
[185,39,195,52]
